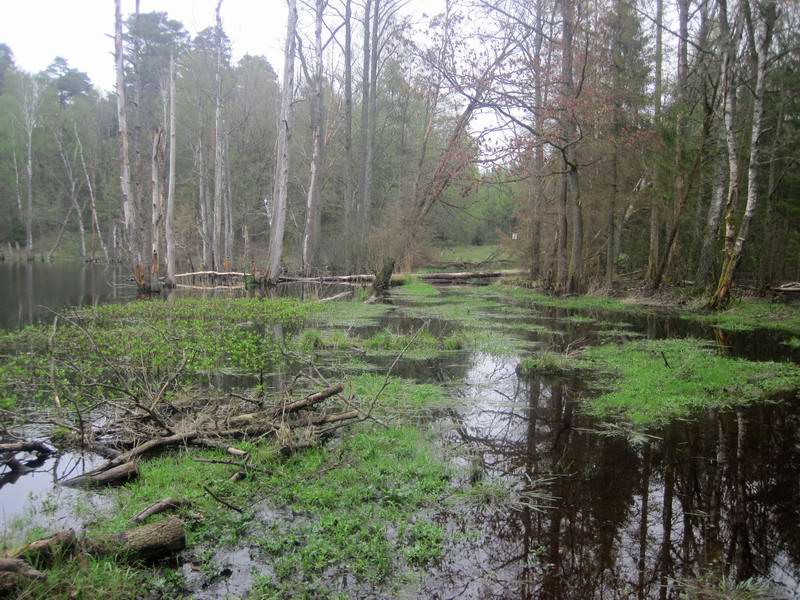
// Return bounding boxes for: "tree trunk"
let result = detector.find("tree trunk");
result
[150,128,164,290]
[23,85,36,261]
[12,148,22,214]
[646,0,663,284]
[357,0,372,267]
[75,123,109,263]
[165,52,177,286]
[266,0,298,282]
[709,1,775,309]
[115,0,139,279]
[212,0,225,270]
[54,130,86,261]
[194,138,212,269]
[556,0,575,293]
[343,0,355,256]
[302,0,326,275]
[695,132,727,287]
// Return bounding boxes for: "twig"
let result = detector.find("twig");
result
[201,484,243,513]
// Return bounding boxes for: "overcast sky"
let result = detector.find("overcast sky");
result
[0,1,308,92]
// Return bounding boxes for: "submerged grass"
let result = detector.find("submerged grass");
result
[582,338,800,426]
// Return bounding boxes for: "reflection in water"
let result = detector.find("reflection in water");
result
[423,349,800,598]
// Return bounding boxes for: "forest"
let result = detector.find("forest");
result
[0,0,795,305]
[2,0,800,598]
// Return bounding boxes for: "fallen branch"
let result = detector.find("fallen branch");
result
[13,530,77,566]
[61,461,138,488]
[84,516,186,561]
[131,498,190,524]
[201,485,243,514]
[0,558,45,593]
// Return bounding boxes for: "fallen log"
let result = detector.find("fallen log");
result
[62,461,138,488]
[13,530,77,566]
[131,498,190,524]
[0,558,45,593]
[413,269,525,281]
[105,432,199,470]
[84,516,186,561]
[319,291,352,303]
[173,270,245,278]
[0,441,54,456]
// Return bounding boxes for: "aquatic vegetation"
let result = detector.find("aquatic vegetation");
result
[517,350,582,376]
[347,373,451,411]
[314,299,391,327]
[582,338,800,426]
[394,277,440,297]
[686,298,800,334]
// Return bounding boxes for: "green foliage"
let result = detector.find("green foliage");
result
[582,338,800,426]
[347,373,450,411]
[518,351,582,376]
[394,277,439,297]
[687,299,800,334]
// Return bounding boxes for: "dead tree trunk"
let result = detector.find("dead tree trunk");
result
[54,129,86,261]
[301,0,326,276]
[343,0,355,252]
[21,78,39,261]
[115,0,140,282]
[646,0,663,284]
[165,53,177,286]
[75,122,109,263]
[150,128,164,291]
[212,0,225,270]
[266,0,298,283]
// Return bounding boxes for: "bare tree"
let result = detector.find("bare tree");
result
[74,122,109,264]
[115,0,140,281]
[301,0,328,275]
[53,128,86,260]
[212,0,225,269]
[165,52,177,286]
[19,76,41,261]
[266,0,298,283]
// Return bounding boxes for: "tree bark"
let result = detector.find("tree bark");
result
[646,0,663,284]
[165,52,177,286]
[150,128,164,290]
[75,122,109,263]
[357,0,373,267]
[695,131,727,287]
[709,0,775,309]
[115,0,140,279]
[302,0,326,275]
[266,0,298,282]
[212,0,225,270]
[343,0,355,253]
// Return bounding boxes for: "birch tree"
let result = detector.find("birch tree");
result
[266,0,298,283]
[165,52,177,285]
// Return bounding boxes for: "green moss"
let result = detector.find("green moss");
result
[582,338,800,426]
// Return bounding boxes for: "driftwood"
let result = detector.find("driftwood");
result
[131,498,190,524]
[13,530,77,566]
[0,441,53,455]
[0,558,45,593]
[84,516,186,561]
[226,384,344,428]
[62,461,138,488]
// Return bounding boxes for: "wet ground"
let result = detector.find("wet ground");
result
[2,274,800,598]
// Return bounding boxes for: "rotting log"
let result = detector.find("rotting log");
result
[0,441,54,456]
[131,498,190,524]
[0,558,45,593]
[13,530,77,566]
[84,516,185,562]
[62,461,138,488]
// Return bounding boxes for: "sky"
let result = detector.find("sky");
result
[0,0,292,92]
[0,0,447,93]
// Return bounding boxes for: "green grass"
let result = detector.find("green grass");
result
[518,351,582,376]
[581,338,800,427]
[347,373,451,412]
[314,299,391,327]
[13,426,451,598]
[685,298,800,334]
[394,277,440,298]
